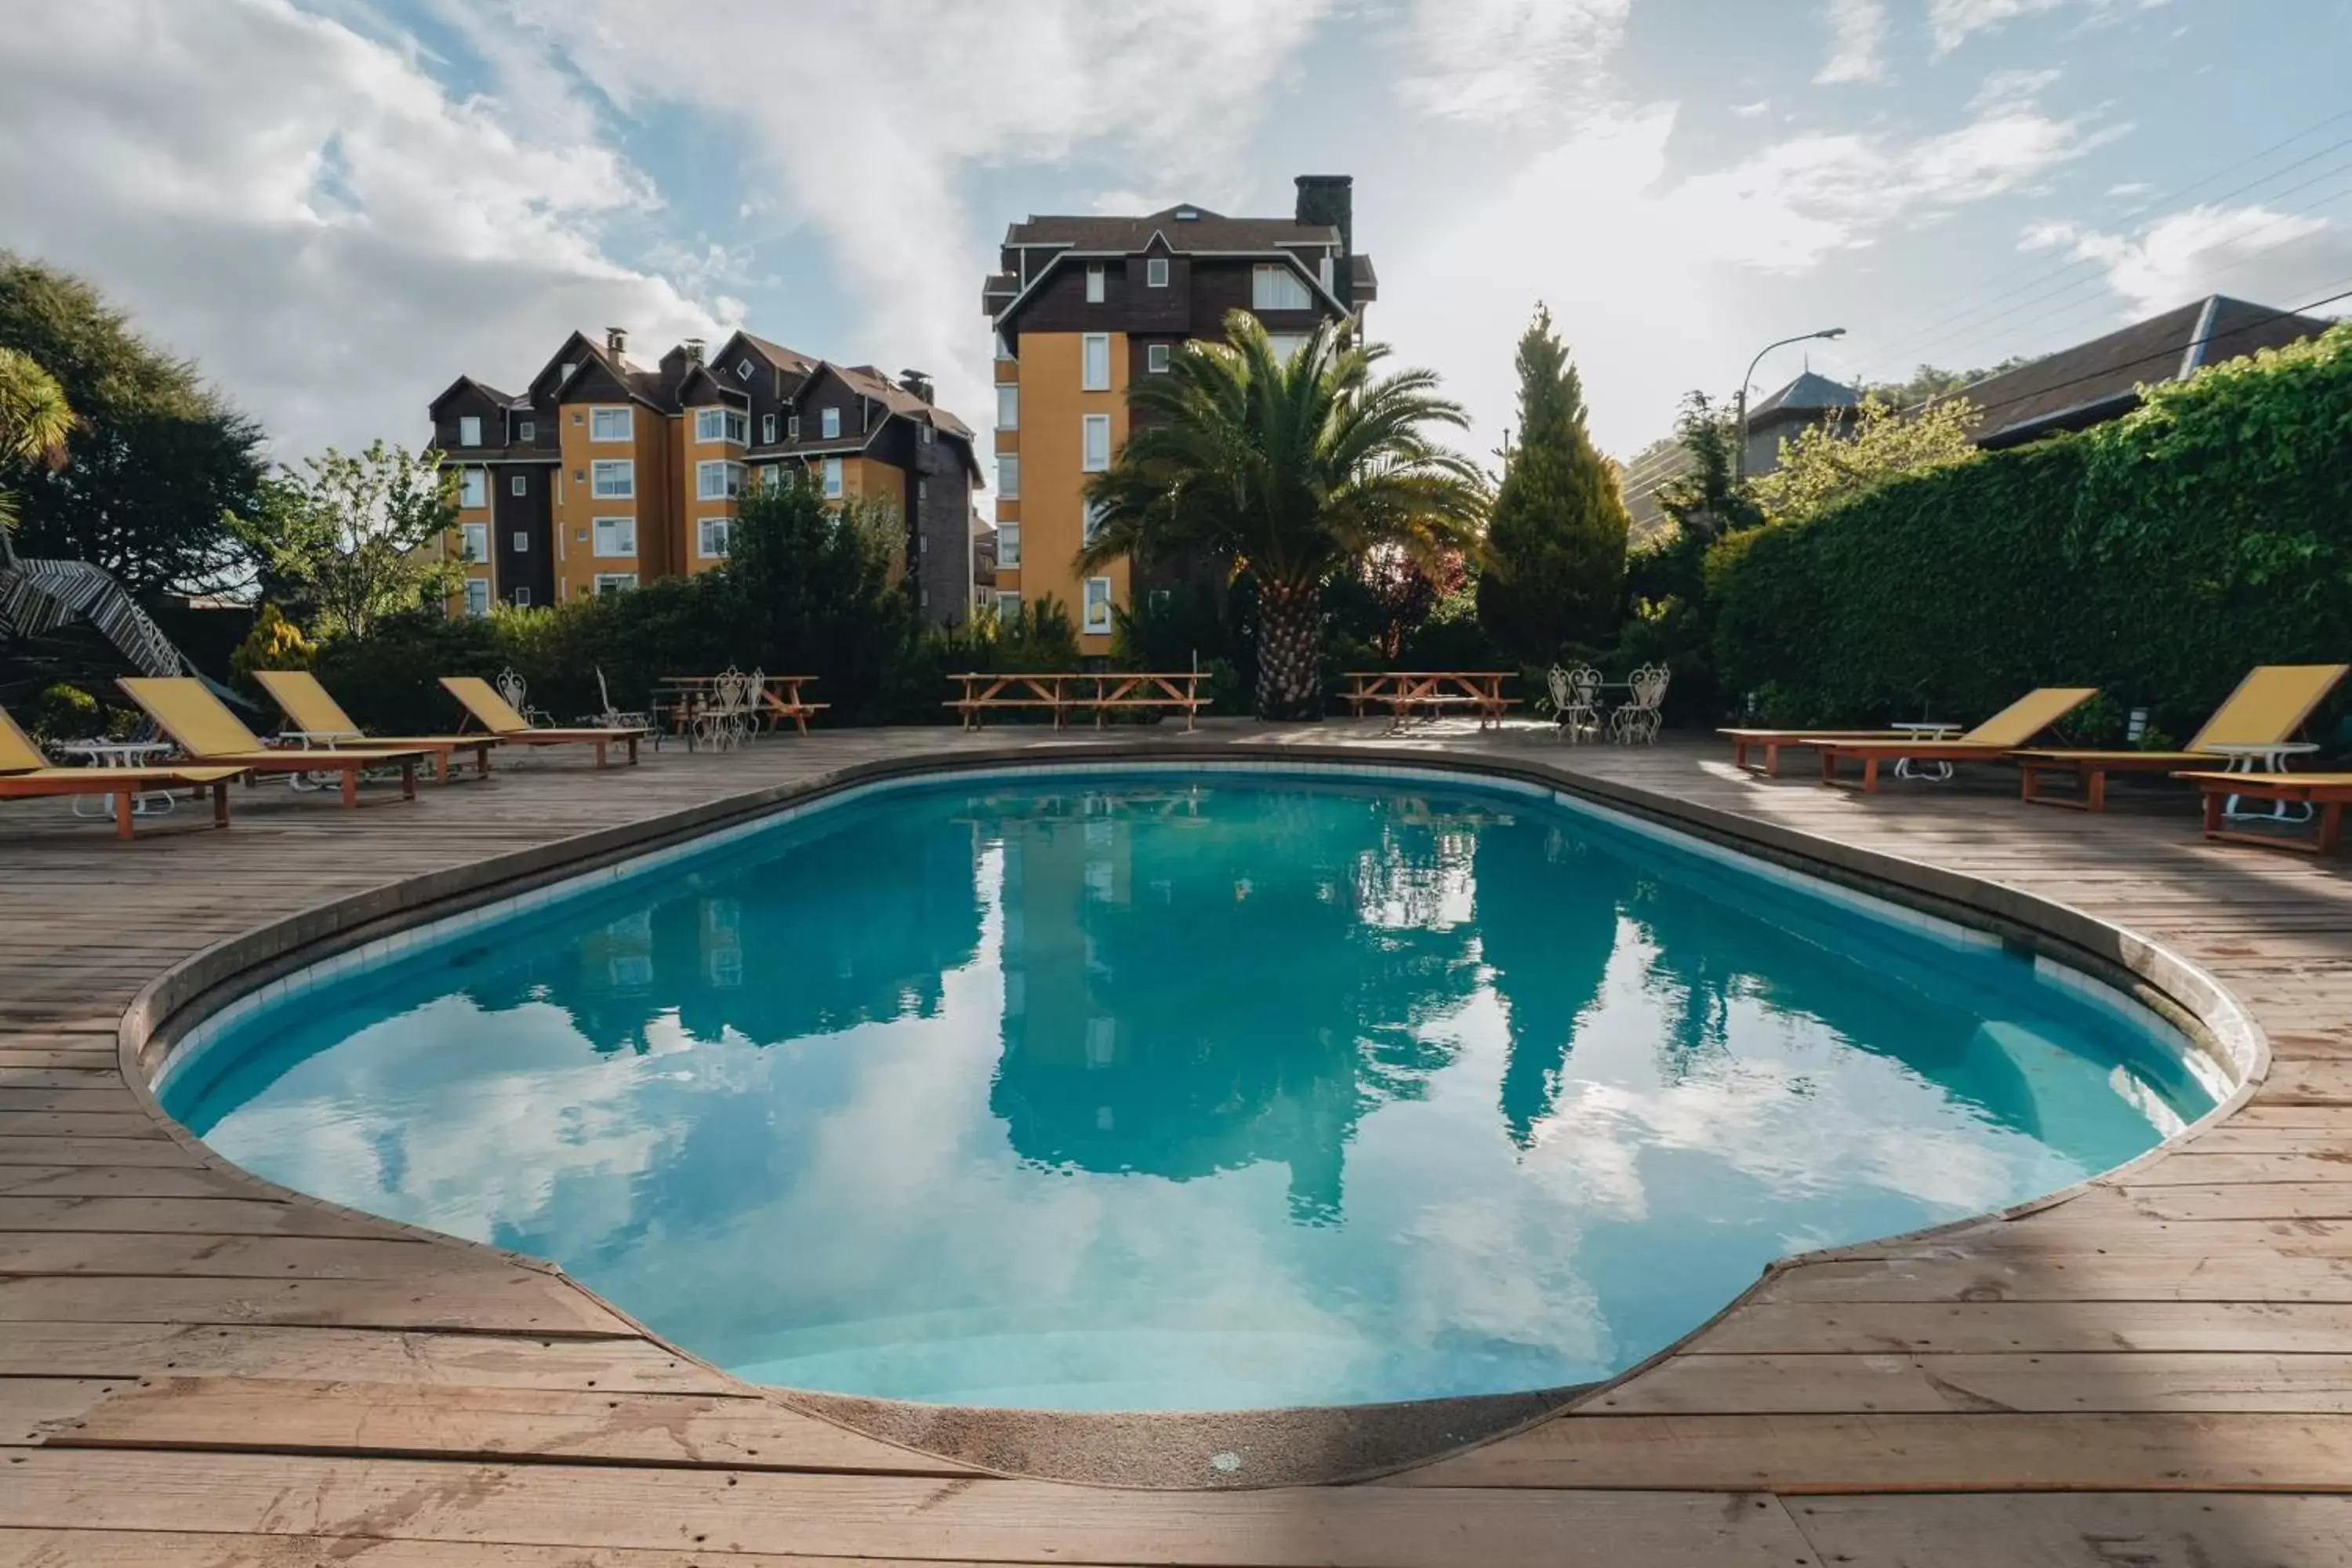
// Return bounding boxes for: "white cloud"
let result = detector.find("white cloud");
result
[2028,204,2352,316]
[1929,0,2167,54]
[1971,67,2063,108]
[1732,100,1774,118]
[1814,0,1890,86]
[0,0,727,460]
[1392,0,1632,123]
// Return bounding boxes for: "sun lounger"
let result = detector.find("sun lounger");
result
[253,670,497,783]
[1719,728,1929,777]
[0,706,244,840]
[1812,688,2100,793]
[2176,770,2352,856]
[2012,664,2349,811]
[119,677,427,808]
[440,677,646,768]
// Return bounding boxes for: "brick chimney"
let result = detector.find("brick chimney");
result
[683,337,705,363]
[605,325,628,355]
[1293,174,1353,304]
[898,368,935,404]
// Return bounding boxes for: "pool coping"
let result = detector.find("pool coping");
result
[112,739,2270,1492]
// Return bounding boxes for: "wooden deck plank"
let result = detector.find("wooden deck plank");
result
[0,1196,389,1236]
[0,1323,724,1392]
[1784,1493,2352,1566]
[1691,1300,2352,1356]
[1592,1351,2352,1414]
[0,1536,1051,1568]
[0,1274,633,1333]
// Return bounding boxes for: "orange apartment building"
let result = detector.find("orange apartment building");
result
[978,175,1374,655]
[426,327,981,620]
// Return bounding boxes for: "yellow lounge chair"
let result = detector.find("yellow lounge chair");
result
[2176,770,2352,856]
[0,706,245,840]
[1812,688,2100,793]
[440,677,645,768]
[2013,663,2349,812]
[253,670,498,783]
[120,677,429,808]
[1719,727,1937,778]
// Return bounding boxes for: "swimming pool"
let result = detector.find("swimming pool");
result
[159,764,2225,1412]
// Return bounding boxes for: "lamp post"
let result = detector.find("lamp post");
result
[1735,327,1846,482]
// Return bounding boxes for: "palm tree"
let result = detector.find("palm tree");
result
[1077,312,1487,720]
[0,346,74,534]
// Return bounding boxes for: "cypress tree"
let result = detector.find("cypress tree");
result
[1475,306,1630,664]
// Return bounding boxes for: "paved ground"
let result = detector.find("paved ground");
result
[2,721,2349,1566]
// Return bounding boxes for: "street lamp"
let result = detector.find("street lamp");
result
[1735,328,1846,481]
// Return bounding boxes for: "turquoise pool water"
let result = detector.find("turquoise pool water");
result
[162,767,2220,1412]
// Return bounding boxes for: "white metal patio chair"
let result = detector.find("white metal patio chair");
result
[1547,664,1605,744]
[1610,663,1671,745]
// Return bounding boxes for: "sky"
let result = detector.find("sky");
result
[3,0,2349,481]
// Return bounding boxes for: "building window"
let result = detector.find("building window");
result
[996,385,1018,430]
[761,412,777,444]
[511,530,529,553]
[593,517,637,557]
[590,459,633,498]
[1143,343,1172,374]
[463,578,490,618]
[1086,263,1105,303]
[1082,499,1105,543]
[821,407,841,439]
[513,587,532,608]
[561,360,578,382]
[1252,263,1312,310]
[1145,256,1169,288]
[457,468,487,509]
[822,457,843,499]
[921,422,936,445]
[510,473,527,496]
[1265,332,1312,365]
[1319,255,1335,292]
[787,414,800,440]
[699,516,732,558]
[516,419,535,442]
[695,407,747,444]
[996,454,1019,499]
[737,358,754,380]
[1081,414,1111,472]
[457,415,481,446]
[1082,333,1111,391]
[459,522,488,562]
[997,522,1021,568]
[996,590,1023,622]
[589,406,632,442]
[593,572,637,596]
[1083,576,1113,633]
[917,478,930,506]
[696,459,746,500]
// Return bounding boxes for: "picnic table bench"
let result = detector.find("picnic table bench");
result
[946,671,1206,732]
[1342,671,1519,731]
[656,675,826,745]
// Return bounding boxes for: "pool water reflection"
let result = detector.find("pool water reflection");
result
[162,769,2217,1411]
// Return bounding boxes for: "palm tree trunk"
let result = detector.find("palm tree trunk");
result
[1254,576,1323,720]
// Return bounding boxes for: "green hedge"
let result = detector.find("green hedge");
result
[1713,322,2352,736]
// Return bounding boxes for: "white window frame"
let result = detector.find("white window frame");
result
[593,572,637,596]
[463,578,490,618]
[996,454,1019,499]
[512,586,532,608]
[457,415,481,447]
[822,457,844,499]
[457,468,487,509]
[588,405,633,442]
[517,418,535,442]
[761,412,777,444]
[459,522,488,563]
[996,591,1023,622]
[1265,332,1312,365]
[786,414,800,440]
[592,517,637,558]
[996,522,1021,568]
[1082,499,1105,543]
[821,407,841,439]
[736,358,754,380]
[698,515,732,559]
[696,459,746,500]
[695,406,747,445]
[1145,256,1169,288]
[996,384,1018,430]
[1083,576,1113,633]
[509,472,527,495]
[921,422,936,445]
[510,530,529,554]
[1252,263,1312,310]
[1081,414,1111,473]
[590,459,634,499]
[1146,343,1171,373]
[1081,333,1111,391]
[1319,255,1335,292]
[1085,263,1105,303]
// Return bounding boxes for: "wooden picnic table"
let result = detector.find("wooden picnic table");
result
[1343,670,1519,731]
[655,675,826,741]
[946,670,1207,731]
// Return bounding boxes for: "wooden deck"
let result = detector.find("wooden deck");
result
[3,724,2350,1566]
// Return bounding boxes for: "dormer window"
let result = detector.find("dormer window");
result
[560,361,577,382]
[787,415,800,440]
[762,412,777,444]
[737,358,753,380]
[1145,256,1169,289]
[516,419,535,442]
[822,407,841,439]
[458,416,481,447]
[1086,264,1105,304]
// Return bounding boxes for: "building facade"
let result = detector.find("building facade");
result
[426,328,982,621]
[979,175,1376,655]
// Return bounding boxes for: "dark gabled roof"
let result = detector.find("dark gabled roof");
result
[829,362,978,445]
[1351,253,1379,302]
[1004,205,1339,253]
[426,375,515,415]
[1749,371,1859,425]
[716,329,818,379]
[1959,294,2336,448]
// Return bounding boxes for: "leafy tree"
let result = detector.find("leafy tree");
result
[0,253,264,595]
[1079,311,1486,718]
[1358,544,1465,661]
[1653,391,1763,546]
[229,442,463,640]
[230,603,318,678]
[0,346,74,535]
[1862,358,2030,409]
[1749,393,1981,524]
[1475,306,1632,662]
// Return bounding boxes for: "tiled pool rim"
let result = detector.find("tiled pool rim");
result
[115,746,2270,1489]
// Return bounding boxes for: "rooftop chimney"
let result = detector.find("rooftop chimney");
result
[683,337,705,363]
[605,325,628,355]
[1293,174,1354,305]
[898,368,935,404]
